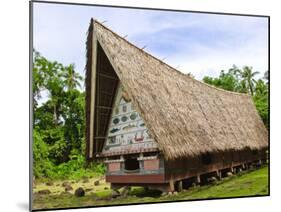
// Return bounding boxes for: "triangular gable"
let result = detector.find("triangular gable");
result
[102,85,158,156]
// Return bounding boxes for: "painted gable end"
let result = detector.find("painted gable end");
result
[102,85,158,154]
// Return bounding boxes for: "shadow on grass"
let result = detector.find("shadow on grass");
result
[130,188,162,198]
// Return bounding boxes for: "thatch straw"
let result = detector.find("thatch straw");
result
[86,20,268,160]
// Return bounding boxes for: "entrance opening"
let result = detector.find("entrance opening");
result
[124,157,140,172]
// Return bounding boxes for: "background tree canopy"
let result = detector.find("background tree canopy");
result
[33,50,105,179]
[33,52,268,180]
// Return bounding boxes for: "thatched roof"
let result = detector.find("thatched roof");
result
[86,19,268,161]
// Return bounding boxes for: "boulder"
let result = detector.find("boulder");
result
[82,179,89,183]
[65,185,73,192]
[111,190,120,198]
[85,188,93,192]
[161,192,168,196]
[62,182,71,187]
[61,191,72,196]
[226,172,233,177]
[120,186,131,197]
[207,176,217,183]
[38,189,51,195]
[46,181,54,186]
[74,187,85,197]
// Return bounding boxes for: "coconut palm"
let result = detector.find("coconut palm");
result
[254,79,268,96]
[62,64,83,91]
[236,66,259,96]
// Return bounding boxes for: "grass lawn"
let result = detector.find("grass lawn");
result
[32,165,268,210]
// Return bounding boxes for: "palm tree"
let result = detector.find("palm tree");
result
[254,79,268,96]
[236,66,259,96]
[62,64,83,91]
[263,70,269,85]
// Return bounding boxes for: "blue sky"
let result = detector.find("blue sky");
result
[33,2,268,83]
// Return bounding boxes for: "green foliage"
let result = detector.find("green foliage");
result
[33,50,105,180]
[203,69,241,92]
[253,79,268,128]
[33,128,54,178]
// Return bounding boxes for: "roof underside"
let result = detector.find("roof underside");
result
[86,19,268,161]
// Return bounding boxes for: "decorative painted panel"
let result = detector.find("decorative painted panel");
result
[144,159,159,171]
[102,85,158,154]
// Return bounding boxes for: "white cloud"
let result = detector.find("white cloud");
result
[33,3,268,81]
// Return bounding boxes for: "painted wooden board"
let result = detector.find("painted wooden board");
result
[102,85,158,154]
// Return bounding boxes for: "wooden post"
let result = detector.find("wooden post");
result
[216,170,222,180]
[169,180,175,192]
[177,180,183,192]
[89,32,98,159]
[196,175,201,185]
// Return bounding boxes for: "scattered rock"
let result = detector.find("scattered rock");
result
[71,181,75,184]
[46,181,54,186]
[207,176,217,183]
[65,185,73,192]
[104,187,109,190]
[94,180,99,186]
[226,172,233,177]
[99,176,105,181]
[191,182,197,187]
[82,179,89,183]
[38,189,51,195]
[85,188,93,192]
[111,190,120,198]
[75,187,85,197]
[56,184,60,186]
[121,186,130,197]
[161,192,167,196]
[62,181,71,187]
[60,191,72,196]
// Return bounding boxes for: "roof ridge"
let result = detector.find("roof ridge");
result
[93,19,250,97]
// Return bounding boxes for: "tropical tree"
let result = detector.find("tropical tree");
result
[235,66,259,96]
[254,79,268,96]
[33,50,86,174]
[203,68,241,92]
[263,70,269,85]
[62,64,83,91]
